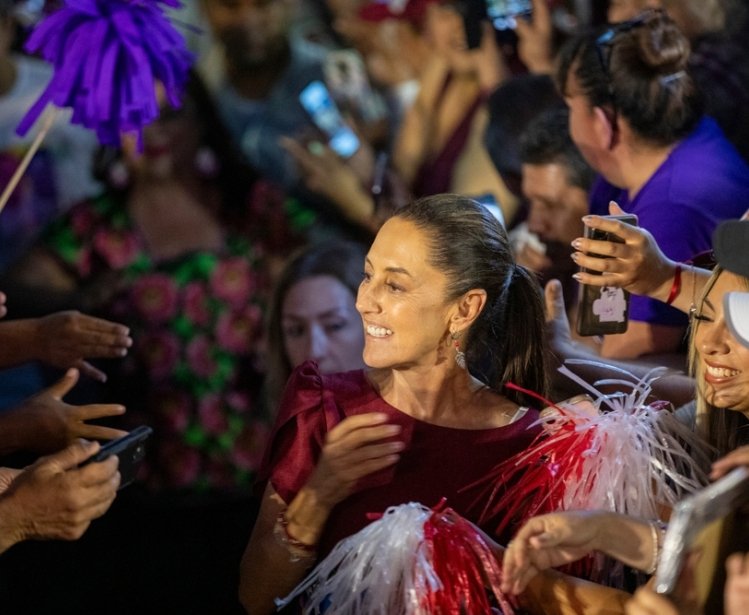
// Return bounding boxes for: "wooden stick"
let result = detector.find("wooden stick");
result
[0,108,59,215]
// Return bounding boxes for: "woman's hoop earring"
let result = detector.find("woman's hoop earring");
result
[451,331,466,369]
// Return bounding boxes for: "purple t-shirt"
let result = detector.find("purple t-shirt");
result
[589,117,749,327]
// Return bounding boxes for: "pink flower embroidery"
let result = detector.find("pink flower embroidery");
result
[183,281,211,326]
[215,305,261,354]
[131,274,179,324]
[93,227,140,269]
[209,257,254,307]
[137,330,180,381]
[225,391,250,414]
[186,334,217,378]
[197,393,229,436]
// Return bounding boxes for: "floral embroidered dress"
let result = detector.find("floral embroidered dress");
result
[43,192,279,492]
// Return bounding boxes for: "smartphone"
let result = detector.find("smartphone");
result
[575,214,638,337]
[461,0,533,48]
[299,80,360,158]
[486,0,533,30]
[79,425,152,490]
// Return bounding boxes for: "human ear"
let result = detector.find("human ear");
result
[450,289,488,331]
[592,106,617,150]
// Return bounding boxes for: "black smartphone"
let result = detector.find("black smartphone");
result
[575,214,638,337]
[79,425,152,490]
[299,80,361,158]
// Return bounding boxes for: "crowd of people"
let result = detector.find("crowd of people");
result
[1,0,749,613]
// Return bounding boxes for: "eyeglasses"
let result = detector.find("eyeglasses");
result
[594,8,664,103]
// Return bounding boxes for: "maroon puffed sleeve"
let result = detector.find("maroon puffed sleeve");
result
[255,361,344,503]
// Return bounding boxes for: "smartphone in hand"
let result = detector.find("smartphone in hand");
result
[79,425,152,490]
[461,0,533,48]
[575,214,638,337]
[299,80,360,158]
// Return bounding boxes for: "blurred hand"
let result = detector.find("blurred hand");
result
[11,368,127,454]
[515,0,554,74]
[33,311,132,382]
[0,468,21,494]
[469,22,509,93]
[0,439,119,549]
[0,290,6,319]
[726,553,749,615]
[516,241,552,274]
[710,445,749,481]
[336,18,427,87]
[624,587,679,615]
[305,413,404,510]
[501,510,606,594]
[281,137,375,227]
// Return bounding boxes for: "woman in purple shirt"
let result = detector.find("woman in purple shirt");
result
[556,8,749,360]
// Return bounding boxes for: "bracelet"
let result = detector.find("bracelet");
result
[645,520,667,575]
[665,264,682,305]
[273,509,317,564]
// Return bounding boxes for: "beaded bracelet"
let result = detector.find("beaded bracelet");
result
[645,520,668,575]
[273,509,317,564]
[665,264,682,305]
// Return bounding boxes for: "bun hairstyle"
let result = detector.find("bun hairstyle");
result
[556,9,703,146]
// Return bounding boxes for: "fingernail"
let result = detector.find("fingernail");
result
[572,273,583,281]
[571,239,582,250]
[582,215,593,222]
[570,252,579,262]
[385,425,402,435]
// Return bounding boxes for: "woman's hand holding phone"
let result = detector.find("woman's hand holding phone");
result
[571,202,676,300]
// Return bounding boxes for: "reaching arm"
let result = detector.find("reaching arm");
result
[0,368,127,456]
[545,279,696,408]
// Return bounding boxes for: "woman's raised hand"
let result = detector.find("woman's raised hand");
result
[501,511,607,595]
[305,412,404,509]
[571,202,676,300]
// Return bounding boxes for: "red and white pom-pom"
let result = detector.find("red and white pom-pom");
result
[464,362,713,584]
[276,500,514,614]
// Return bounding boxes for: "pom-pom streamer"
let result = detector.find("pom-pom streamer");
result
[16,0,194,148]
[277,501,514,614]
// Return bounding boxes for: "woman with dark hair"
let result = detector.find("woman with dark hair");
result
[238,194,550,614]
[265,240,368,413]
[556,9,749,361]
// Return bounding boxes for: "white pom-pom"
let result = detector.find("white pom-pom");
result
[276,502,440,614]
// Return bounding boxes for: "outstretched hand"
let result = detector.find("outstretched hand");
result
[710,445,749,481]
[624,586,679,615]
[501,511,605,595]
[33,311,132,382]
[281,137,375,227]
[515,0,553,74]
[9,368,127,454]
[0,439,120,551]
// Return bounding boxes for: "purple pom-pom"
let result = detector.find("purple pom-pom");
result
[16,0,194,147]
